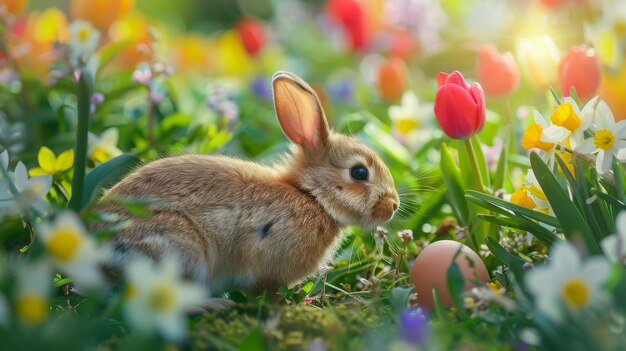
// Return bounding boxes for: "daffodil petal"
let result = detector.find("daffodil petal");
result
[601,234,620,263]
[614,120,626,139]
[595,101,616,129]
[576,138,596,154]
[581,257,611,286]
[55,149,74,172]
[541,125,570,143]
[37,147,57,174]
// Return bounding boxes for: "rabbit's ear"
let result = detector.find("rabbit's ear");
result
[272,71,329,148]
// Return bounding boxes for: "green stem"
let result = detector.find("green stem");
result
[464,137,484,192]
[68,71,93,212]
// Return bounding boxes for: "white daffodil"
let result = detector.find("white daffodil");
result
[542,97,598,149]
[0,152,52,218]
[38,211,109,290]
[88,128,123,164]
[522,111,557,169]
[525,241,611,322]
[576,100,626,173]
[601,212,626,264]
[15,260,52,326]
[124,256,207,341]
[388,91,435,150]
[68,20,101,64]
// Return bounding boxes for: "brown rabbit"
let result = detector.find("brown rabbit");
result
[93,71,399,297]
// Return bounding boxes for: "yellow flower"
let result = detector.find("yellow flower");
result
[15,261,51,326]
[521,123,554,151]
[550,103,581,132]
[28,147,74,176]
[88,129,122,164]
[516,35,560,90]
[510,187,536,209]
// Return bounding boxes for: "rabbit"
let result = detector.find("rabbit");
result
[92,71,399,298]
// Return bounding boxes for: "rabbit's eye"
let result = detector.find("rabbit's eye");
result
[350,166,369,181]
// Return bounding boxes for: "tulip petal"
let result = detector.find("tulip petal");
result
[434,84,478,139]
[443,71,471,89]
[436,72,448,88]
[469,83,486,134]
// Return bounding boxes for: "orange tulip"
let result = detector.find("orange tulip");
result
[599,61,626,121]
[71,0,134,32]
[0,0,28,16]
[476,45,520,97]
[108,13,151,68]
[377,56,408,102]
[559,45,600,100]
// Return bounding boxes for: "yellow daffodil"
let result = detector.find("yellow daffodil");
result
[516,35,560,90]
[29,147,74,177]
[510,187,536,209]
[88,128,123,164]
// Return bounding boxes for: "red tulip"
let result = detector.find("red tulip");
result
[476,45,520,97]
[326,0,369,50]
[559,45,600,100]
[235,17,267,57]
[377,57,408,102]
[434,71,486,139]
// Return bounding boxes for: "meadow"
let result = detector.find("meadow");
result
[1,0,626,350]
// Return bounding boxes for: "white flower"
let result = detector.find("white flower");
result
[0,151,52,218]
[15,260,52,326]
[601,212,626,264]
[542,97,598,149]
[124,256,207,341]
[525,241,611,321]
[68,20,101,64]
[38,211,109,290]
[388,91,435,150]
[88,128,123,164]
[576,100,626,173]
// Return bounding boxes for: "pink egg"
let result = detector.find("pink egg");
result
[410,240,489,310]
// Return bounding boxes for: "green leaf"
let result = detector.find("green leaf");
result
[477,214,558,247]
[446,248,468,319]
[238,329,265,351]
[81,154,141,208]
[485,237,526,284]
[404,185,446,232]
[613,159,626,204]
[440,143,469,225]
[492,140,508,191]
[466,190,560,228]
[390,286,415,314]
[530,152,600,253]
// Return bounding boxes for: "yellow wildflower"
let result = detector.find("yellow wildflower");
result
[28,146,74,176]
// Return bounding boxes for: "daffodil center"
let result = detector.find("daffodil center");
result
[16,294,48,325]
[594,129,615,150]
[124,284,137,300]
[550,103,581,132]
[521,123,554,152]
[147,284,175,313]
[78,27,91,42]
[561,278,590,309]
[91,147,111,163]
[46,229,80,261]
[615,21,626,37]
[396,118,419,136]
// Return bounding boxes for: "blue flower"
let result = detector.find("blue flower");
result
[398,307,429,346]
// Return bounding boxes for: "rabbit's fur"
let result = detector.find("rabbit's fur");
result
[93,71,399,297]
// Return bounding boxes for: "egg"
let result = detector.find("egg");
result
[409,240,489,310]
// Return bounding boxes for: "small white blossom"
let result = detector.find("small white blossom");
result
[68,20,101,64]
[601,211,626,264]
[124,256,207,341]
[526,241,611,321]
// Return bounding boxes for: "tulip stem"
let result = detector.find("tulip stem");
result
[464,138,484,192]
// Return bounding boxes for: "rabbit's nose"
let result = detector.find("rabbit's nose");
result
[391,200,398,212]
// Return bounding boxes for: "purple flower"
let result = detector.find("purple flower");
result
[398,307,429,346]
[250,76,272,101]
[481,138,503,170]
[326,76,354,103]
